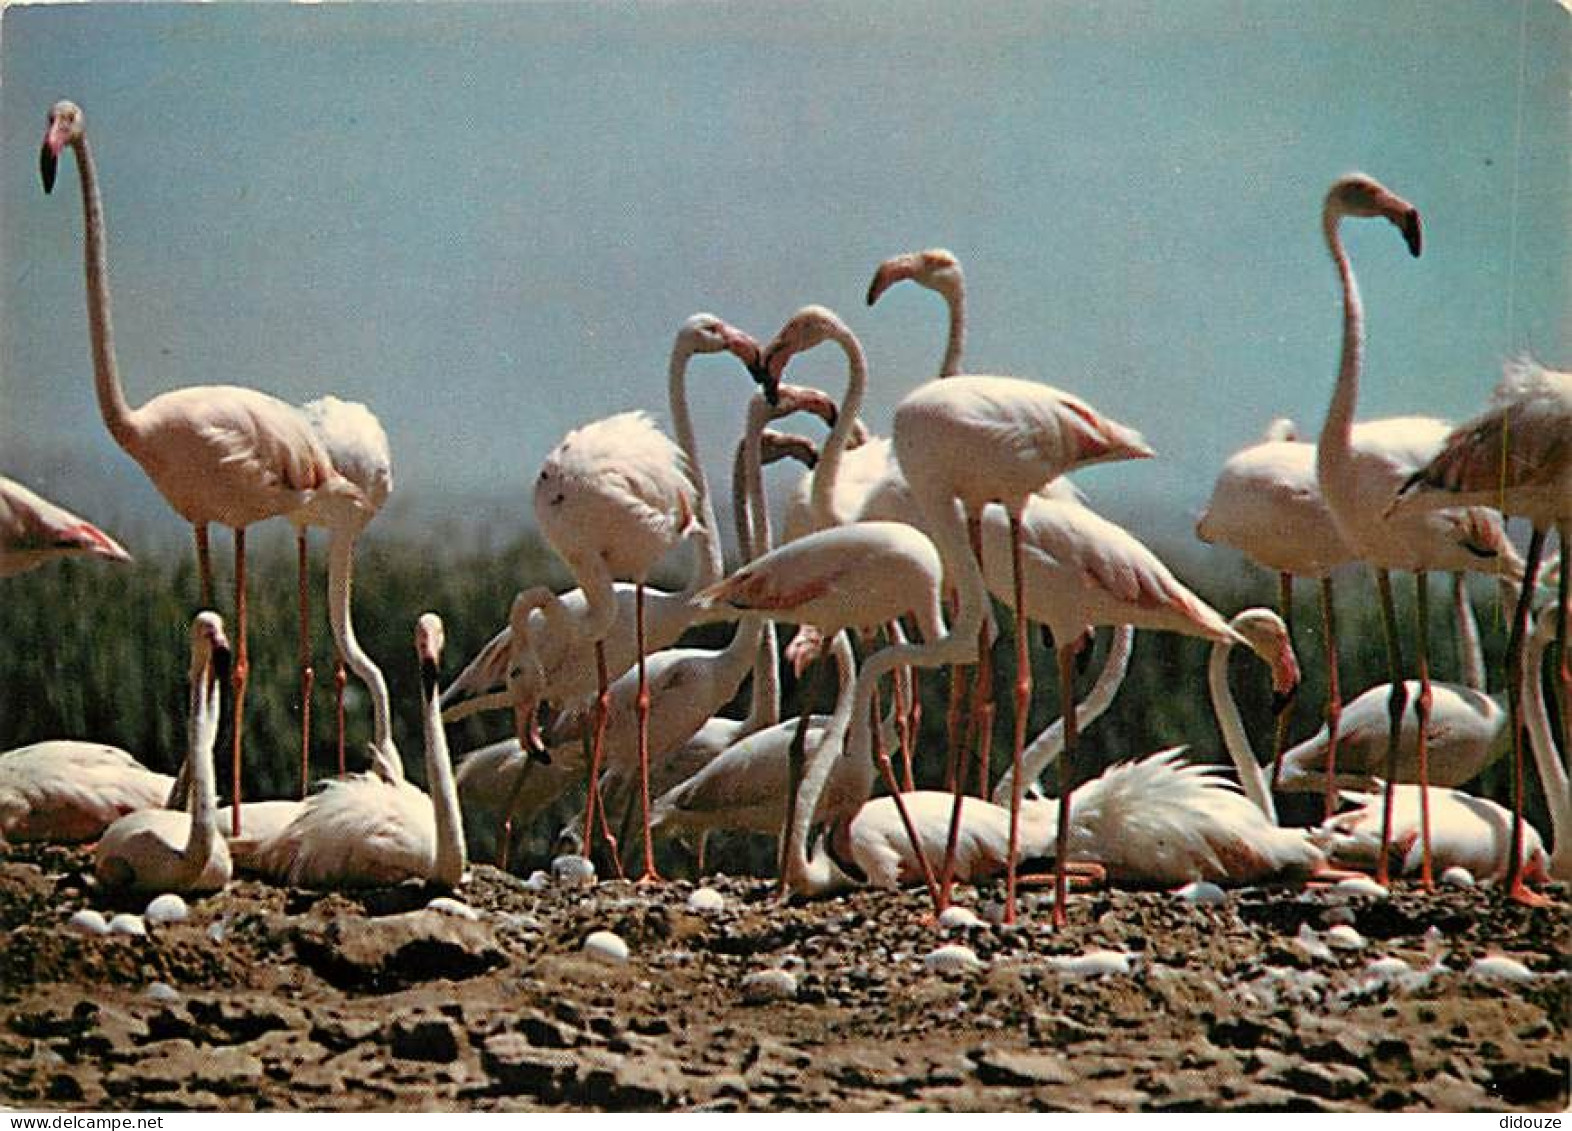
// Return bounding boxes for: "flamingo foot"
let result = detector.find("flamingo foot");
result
[1506,879,1554,909]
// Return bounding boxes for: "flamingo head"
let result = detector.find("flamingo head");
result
[769,382,839,432]
[758,428,821,471]
[866,247,963,307]
[1326,173,1422,257]
[416,612,446,694]
[758,305,849,407]
[40,100,84,195]
[506,588,554,765]
[677,312,761,371]
[190,611,231,693]
[1229,608,1301,714]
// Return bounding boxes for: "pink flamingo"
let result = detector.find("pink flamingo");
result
[1391,355,1571,901]
[883,320,1152,925]
[1313,172,1519,888]
[0,474,131,578]
[40,100,360,836]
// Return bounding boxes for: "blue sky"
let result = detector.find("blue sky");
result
[2,1,1566,561]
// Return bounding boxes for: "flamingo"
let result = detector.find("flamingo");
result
[94,612,232,895]
[1196,418,1357,800]
[0,740,173,846]
[1391,355,1572,900]
[860,248,1085,791]
[0,475,131,578]
[288,395,396,792]
[246,613,466,890]
[441,314,762,726]
[753,302,1152,921]
[1313,172,1519,889]
[41,100,361,835]
[502,387,840,867]
[827,750,1328,893]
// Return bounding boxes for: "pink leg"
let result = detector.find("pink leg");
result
[582,641,624,880]
[869,687,940,911]
[1320,576,1343,821]
[194,524,214,610]
[229,527,249,838]
[1051,645,1078,929]
[297,529,314,799]
[635,582,661,883]
[1413,571,1434,889]
[1505,528,1551,905]
[1373,569,1406,889]
[1004,511,1030,926]
[1269,572,1294,791]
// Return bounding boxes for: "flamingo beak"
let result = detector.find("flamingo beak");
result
[513,696,551,765]
[1271,648,1301,716]
[776,383,838,430]
[420,656,440,700]
[751,348,783,407]
[211,641,233,694]
[722,327,761,372]
[866,255,917,306]
[40,141,59,195]
[1398,208,1422,257]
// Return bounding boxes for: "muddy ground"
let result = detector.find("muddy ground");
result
[0,842,1566,1113]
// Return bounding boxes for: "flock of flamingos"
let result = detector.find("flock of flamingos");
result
[2,98,1568,935]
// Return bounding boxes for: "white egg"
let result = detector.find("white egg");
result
[924,944,983,975]
[686,887,725,913]
[583,930,629,965]
[66,908,109,936]
[144,893,189,925]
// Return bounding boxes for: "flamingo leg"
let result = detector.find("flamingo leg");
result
[582,640,621,878]
[1413,570,1435,888]
[1505,526,1550,904]
[1005,510,1030,927]
[1269,572,1294,790]
[297,528,314,799]
[1373,568,1408,888]
[1556,521,1569,766]
[967,516,996,799]
[229,526,249,838]
[1050,643,1079,929]
[869,685,941,910]
[943,587,969,791]
[194,524,214,610]
[887,621,917,793]
[1320,575,1343,821]
[497,754,533,869]
[936,521,988,911]
[635,581,661,883]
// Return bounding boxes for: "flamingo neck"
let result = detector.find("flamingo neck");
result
[734,409,780,730]
[1316,207,1362,490]
[327,528,401,781]
[1452,573,1486,693]
[1524,607,1570,871]
[668,342,723,592]
[784,632,859,890]
[423,666,467,888]
[809,322,868,530]
[938,277,966,378]
[182,665,221,884]
[1207,636,1278,823]
[998,624,1135,804]
[72,136,135,446]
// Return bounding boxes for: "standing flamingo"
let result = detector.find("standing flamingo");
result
[40,100,360,835]
[0,475,131,578]
[1196,418,1356,801]
[1312,172,1519,889]
[1391,355,1571,901]
[289,395,396,792]
[94,613,232,895]
[878,324,1152,925]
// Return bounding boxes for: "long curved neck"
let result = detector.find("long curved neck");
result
[182,669,221,882]
[327,528,401,782]
[809,324,867,530]
[71,136,135,445]
[1524,607,1570,870]
[783,632,858,889]
[669,342,723,593]
[423,668,467,888]
[1207,637,1278,823]
[1316,206,1362,486]
[734,422,779,731]
[997,624,1135,804]
[938,277,966,378]
[1452,573,1486,693]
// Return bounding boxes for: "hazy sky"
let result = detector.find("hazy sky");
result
[2,1,1566,558]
